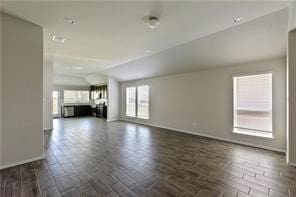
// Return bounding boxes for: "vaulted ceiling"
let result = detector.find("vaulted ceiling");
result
[1,1,292,82]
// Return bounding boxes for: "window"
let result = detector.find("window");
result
[64,90,90,103]
[126,87,136,117]
[52,91,59,115]
[233,73,272,138]
[137,86,149,119]
[126,86,150,119]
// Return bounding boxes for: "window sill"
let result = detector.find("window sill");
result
[126,115,136,118]
[125,115,149,120]
[137,116,149,120]
[233,128,273,139]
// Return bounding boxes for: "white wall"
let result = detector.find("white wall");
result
[288,29,296,165]
[43,56,53,130]
[85,73,108,85]
[53,74,90,87]
[107,77,120,121]
[1,13,44,168]
[120,58,286,152]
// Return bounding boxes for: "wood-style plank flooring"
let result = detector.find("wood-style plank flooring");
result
[1,117,296,197]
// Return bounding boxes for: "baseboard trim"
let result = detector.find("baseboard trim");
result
[43,128,53,131]
[121,119,286,153]
[0,155,44,170]
[107,118,118,122]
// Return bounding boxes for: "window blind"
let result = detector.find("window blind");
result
[64,90,90,104]
[137,86,149,118]
[126,87,136,117]
[233,73,272,132]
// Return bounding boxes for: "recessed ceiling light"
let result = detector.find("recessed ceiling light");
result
[234,17,243,23]
[64,18,75,24]
[147,50,152,53]
[52,35,65,43]
[71,66,82,70]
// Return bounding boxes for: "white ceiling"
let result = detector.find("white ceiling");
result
[1,1,291,81]
[53,74,90,87]
[103,9,289,81]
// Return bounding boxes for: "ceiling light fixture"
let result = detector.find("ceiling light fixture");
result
[148,16,160,29]
[52,35,65,43]
[64,18,75,24]
[147,50,152,53]
[234,17,243,23]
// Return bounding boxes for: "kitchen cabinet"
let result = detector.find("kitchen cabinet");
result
[90,85,107,100]
[62,105,91,117]
[91,105,107,118]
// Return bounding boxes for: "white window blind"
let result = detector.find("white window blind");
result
[64,90,90,104]
[126,87,136,117]
[233,73,272,133]
[137,86,149,119]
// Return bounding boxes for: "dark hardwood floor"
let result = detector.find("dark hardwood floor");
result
[1,117,295,197]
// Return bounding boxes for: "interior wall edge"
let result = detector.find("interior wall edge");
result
[1,12,44,169]
[288,28,296,164]
[289,1,296,31]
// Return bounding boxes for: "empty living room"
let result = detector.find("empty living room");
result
[1,1,296,197]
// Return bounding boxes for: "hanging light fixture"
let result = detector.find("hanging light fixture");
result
[148,16,160,29]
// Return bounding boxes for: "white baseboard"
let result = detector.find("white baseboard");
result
[107,118,118,122]
[43,128,53,131]
[121,119,286,153]
[0,155,44,170]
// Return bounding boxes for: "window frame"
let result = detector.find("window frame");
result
[125,85,150,119]
[232,71,273,139]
